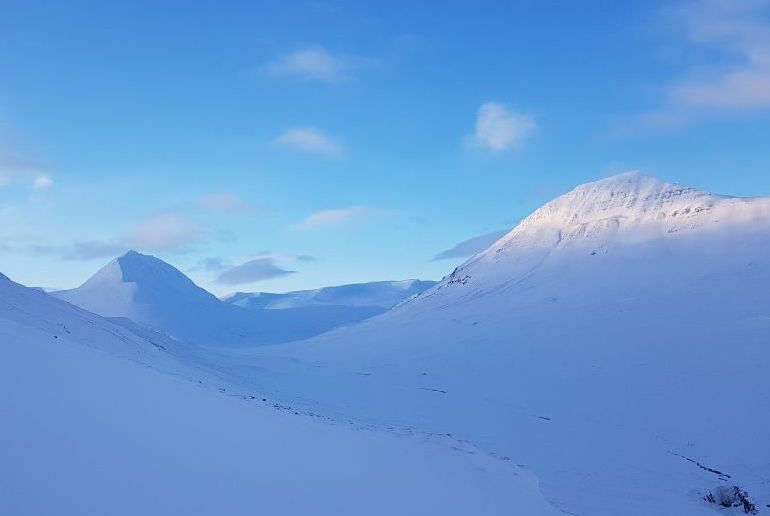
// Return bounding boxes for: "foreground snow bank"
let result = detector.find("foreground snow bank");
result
[0,285,558,516]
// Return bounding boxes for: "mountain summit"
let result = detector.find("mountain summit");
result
[87,250,213,297]
[55,251,219,323]
[429,172,770,297]
[519,171,715,228]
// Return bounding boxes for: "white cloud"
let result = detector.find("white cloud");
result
[670,0,770,110]
[292,206,371,230]
[466,102,536,151]
[198,192,254,214]
[631,0,770,130]
[261,46,348,83]
[122,213,206,253]
[69,241,128,260]
[33,175,54,190]
[57,204,239,260]
[274,126,343,157]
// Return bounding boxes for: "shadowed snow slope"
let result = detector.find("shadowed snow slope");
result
[0,272,560,516]
[225,279,436,310]
[53,251,378,347]
[208,172,770,516]
[224,279,436,328]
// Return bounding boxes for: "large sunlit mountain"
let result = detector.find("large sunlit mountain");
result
[215,172,770,516]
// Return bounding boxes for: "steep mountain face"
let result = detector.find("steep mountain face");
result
[210,173,770,516]
[1,273,558,516]
[52,251,344,347]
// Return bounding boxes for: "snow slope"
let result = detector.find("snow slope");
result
[0,272,560,516]
[223,279,436,331]
[199,172,770,516]
[52,251,376,347]
[225,279,436,310]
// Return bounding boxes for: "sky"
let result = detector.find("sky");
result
[1,0,770,296]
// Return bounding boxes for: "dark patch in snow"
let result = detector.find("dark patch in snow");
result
[704,486,757,514]
[418,387,447,394]
[671,452,731,480]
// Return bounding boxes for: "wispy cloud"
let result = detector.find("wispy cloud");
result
[33,175,54,190]
[122,213,206,253]
[63,213,209,260]
[215,257,296,285]
[631,0,770,130]
[0,149,53,189]
[432,230,509,261]
[466,102,536,152]
[261,46,349,83]
[197,192,255,214]
[292,206,371,230]
[189,256,229,273]
[274,126,343,157]
[68,241,128,260]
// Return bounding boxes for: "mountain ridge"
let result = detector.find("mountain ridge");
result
[53,251,436,347]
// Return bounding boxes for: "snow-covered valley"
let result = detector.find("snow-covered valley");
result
[3,172,770,516]
[0,271,558,516]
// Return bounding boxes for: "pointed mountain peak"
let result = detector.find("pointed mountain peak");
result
[114,250,180,279]
[75,250,212,300]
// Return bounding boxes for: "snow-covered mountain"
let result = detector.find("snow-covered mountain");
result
[1,272,558,516]
[225,279,435,310]
[426,170,770,302]
[52,251,361,347]
[210,172,770,516]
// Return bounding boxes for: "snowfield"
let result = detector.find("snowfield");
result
[0,272,558,516]
[3,172,770,516]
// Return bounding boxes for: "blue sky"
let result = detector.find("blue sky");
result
[1,0,770,295]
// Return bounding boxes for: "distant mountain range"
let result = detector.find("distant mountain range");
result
[225,279,434,311]
[52,251,434,347]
